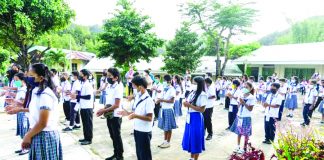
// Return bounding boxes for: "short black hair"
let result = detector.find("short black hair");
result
[205,77,213,85]
[108,67,121,83]
[233,79,240,87]
[271,83,280,89]
[80,69,91,79]
[131,76,148,89]
[155,75,161,79]
[279,78,286,82]
[133,72,139,77]
[14,72,25,81]
[310,79,317,85]
[50,69,58,75]
[144,69,150,74]
[249,76,255,82]
[164,74,172,82]
[206,72,212,77]
[72,71,79,77]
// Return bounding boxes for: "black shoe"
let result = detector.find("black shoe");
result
[80,141,92,145]
[225,127,230,130]
[206,134,213,141]
[262,140,271,144]
[79,139,86,142]
[105,155,116,160]
[300,122,306,126]
[18,150,29,156]
[62,127,73,132]
[15,149,22,154]
[73,126,81,130]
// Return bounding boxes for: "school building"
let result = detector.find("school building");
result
[232,42,324,80]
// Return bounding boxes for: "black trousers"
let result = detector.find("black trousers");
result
[147,89,152,97]
[185,91,190,98]
[107,117,124,158]
[69,102,81,127]
[225,97,230,109]
[278,100,285,121]
[154,103,161,120]
[303,104,311,125]
[264,116,276,141]
[80,108,93,141]
[134,130,152,160]
[203,108,214,135]
[63,100,71,121]
[216,90,220,100]
[128,82,133,96]
[228,105,238,128]
[309,97,322,118]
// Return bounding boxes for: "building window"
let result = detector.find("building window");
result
[262,67,274,79]
[284,68,315,80]
[72,63,78,71]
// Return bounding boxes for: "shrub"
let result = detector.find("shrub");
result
[229,143,265,160]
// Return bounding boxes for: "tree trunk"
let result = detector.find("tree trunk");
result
[215,38,221,77]
[220,35,231,76]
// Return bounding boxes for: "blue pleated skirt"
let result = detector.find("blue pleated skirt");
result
[182,112,205,154]
[219,90,226,98]
[285,94,298,109]
[16,112,23,136]
[173,100,182,117]
[158,109,177,131]
[99,91,106,104]
[318,100,324,114]
[18,112,30,138]
[230,116,252,136]
[29,131,63,160]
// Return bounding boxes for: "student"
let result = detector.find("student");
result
[96,68,124,160]
[156,74,177,149]
[215,77,221,100]
[21,63,62,160]
[125,66,134,96]
[309,79,323,118]
[301,80,318,126]
[285,76,298,118]
[144,70,153,97]
[60,73,71,126]
[318,80,324,124]
[118,76,154,160]
[230,82,256,154]
[184,75,192,98]
[182,76,207,160]
[152,75,163,121]
[226,80,241,130]
[99,69,108,105]
[263,83,281,144]
[225,78,232,110]
[204,78,216,140]
[173,75,183,118]
[64,71,81,131]
[257,77,266,104]
[277,79,288,121]
[71,69,94,145]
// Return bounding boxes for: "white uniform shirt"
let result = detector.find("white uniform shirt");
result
[186,91,208,113]
[161,86,176,109]
[237,94,256,117]
[105,82,124,117]
[230,89,241,105]
[206,84,216,108]
[304,88,318,104]
[153,82,163,101]
[133,91,154,132]
[70,80,81,103]
[79,80,94,109]
[278,84,288,101]
[184,80,192,92]
[28,87,59,131]
[15,86,27,101]
[257,83,266,95]
[265,93,282,118]
[174,84,182,101]
[61,81,71,101]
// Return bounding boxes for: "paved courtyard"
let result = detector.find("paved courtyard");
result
[0,97,323,160]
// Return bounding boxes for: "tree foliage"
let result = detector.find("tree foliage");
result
[98,0,164,68]
[0,0,75,70]
[43,50,69,71]
[162,24,203,74]
[229,42,260,59]
[0,47,10,74]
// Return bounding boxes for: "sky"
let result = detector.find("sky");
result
[65,0,324,44]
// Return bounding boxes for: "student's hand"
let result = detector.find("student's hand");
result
[128,113,136,120]
[309,105,314,110]
[183,102,191,108]
[7,106,22,115]
[239,98,244,104]
[70,93,77,100]
[263,103,269,108]
[118,109,129,117]
[156,99,162,104]
[22,134,31,149]
[96,108,106,117]
[127,96,133,102]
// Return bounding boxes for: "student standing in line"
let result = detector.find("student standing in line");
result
[99,69,108,105]
[60,72,71,126]
[318,80,324,124]
[182,76,207,160]
[97,68,124,160]
[125,66,134,96]
[152,75,163,121]
[277,79,288,121]
[215,77,221,101]
[230,82,256,154]
[309,79,323,118]
[173,75,183,119]
[144,70,153,97]
[156,74,177,149]
[203,77,216,140]
[184,75,192,98]
[256,77,266,104]
[226,80,241,130]
[118,76,154,160]
[71,69,94,145]
[285,76,298,118]
[301,80,318,126]
[263,83,281,144]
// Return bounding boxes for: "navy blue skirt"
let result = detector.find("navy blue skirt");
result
[29,131,62,160]
[182,112,205,154]
[173,100,182,117]
[16,112,23,136]
[158,109,177,131]
[318,101,324,114]
[285,94,298,109]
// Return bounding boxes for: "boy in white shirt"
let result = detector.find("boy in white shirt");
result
[277,79,288,121]
[301,80,318,126]
[204,78,216,140]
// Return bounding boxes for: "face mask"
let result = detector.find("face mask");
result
[14,80,22,88]
[26,77,39,87]
[232,84,236,89]
[107,78,114,84]
[242,88,250,94]
[192,85,197,91]
[270,88,277,94]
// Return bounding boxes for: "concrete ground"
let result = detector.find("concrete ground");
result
[0,97,323,160]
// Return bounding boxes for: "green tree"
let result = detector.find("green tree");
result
[0,0,75,70]
[98,0,164,68]
[229,42,260,59]
[162,24,203,74]
[0,47,10,74]
[43,50,69,71]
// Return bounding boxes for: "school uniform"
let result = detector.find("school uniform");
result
[99,76,107,104]
[203,84,216,136]
[184,80,192,98]
[125,70,134,96]
[278,84,288,121]
[285,83,298,110]
[182,91,207,154]
[105,82,124,159]
[310,85,323,118]
[145,76,153,97]
[152,82,163,120]
[78,80,94,142]
[158,86,177,131]
[318,86,324,114]
[133,91,154,160]
[16,86,27,138]
[303,87,318,125]
[215,81,221,100]
[257,83,266,102]
[69,80,81,127]
[228,88,242,128]
[230,94,256,136]
[263,82,272,102]
[264,93,281,142]
[224,81,232,109]
[173,84,182,117]
[28,87,62,160]
[61,81,71,122]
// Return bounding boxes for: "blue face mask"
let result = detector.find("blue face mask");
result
[25,77,39,87]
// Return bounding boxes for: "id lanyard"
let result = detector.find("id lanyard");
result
[268,94,276,112]
[132,95,149,111]
[239,99,248,116]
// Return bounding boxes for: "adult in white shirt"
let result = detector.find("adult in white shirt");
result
[156,74,177,149]
[60,73,71,125]
[96,68,124,160]
[71,69,94,145]
[203,78,216,140]
[263,83,281,144]
[226,80,241,130]
[301,80,318,126]
[118,76,154,160]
